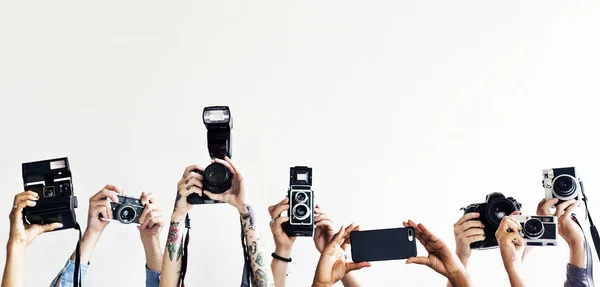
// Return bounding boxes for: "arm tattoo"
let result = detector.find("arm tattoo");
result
[240,204,256,230]
[166,221,183,262]
[253,269,268,287]
[255,252,265,267]
[173,193,182,212]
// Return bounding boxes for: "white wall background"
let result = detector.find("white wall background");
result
[1,1,600,286]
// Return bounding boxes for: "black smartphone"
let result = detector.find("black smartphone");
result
[350,227,417,262]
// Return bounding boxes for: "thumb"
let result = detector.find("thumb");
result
[406,256,429,266]
[31,223,63,237]
[345,262,371,272]
[203,190,222,201]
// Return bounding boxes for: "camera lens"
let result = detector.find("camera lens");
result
[295,192,308,203]
[43,187,55,198]
[486,199,516,226]
[553,175,578,199]
[204,164,229,185]
[117,205,137,224]
[523,218,544,239]
[292,204,310,221]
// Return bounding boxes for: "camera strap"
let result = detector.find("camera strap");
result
[573,216,595,287]
[239,218,252,287]
[179,214,191,287]
[580,182,600,260]
[73,222,82,287]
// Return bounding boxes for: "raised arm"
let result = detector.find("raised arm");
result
[2,191,62,287]
[495,216,527,287]
[203,157,275,287]
[267,198,296,287]
[159,165,204,287]
[137,192,165,287]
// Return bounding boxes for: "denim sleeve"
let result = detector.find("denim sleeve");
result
[146,265,161,287]
[564,264,591,287]
[49,260,89,287]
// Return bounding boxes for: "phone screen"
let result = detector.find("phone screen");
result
[350,227,417,262]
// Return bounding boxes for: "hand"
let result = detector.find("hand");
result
[138,192,164,240]
[313,205,336,254]
[537,198,583,247]
[86,185,123,234]
[8,191,63,247]
[203,157,248,213]
[312,224,371,287]
[452,213,485,265]
[172,165,204,221]
[404,220,467,278]
[268,198,296,255]
[495,216,525,267]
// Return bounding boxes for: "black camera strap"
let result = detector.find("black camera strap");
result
[240,218,252,287]
[580,182,600,259]
[73,222,82,287]
[573,216,595,287]
[179,214,191,287]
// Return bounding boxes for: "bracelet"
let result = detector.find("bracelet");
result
[271,252,292,263]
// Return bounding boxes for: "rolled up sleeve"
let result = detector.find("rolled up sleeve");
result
[564,264,591,287]
[49,260,89,287]
[145,265,161,287]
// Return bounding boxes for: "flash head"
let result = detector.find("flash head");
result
[203,106,232,129]
[204,106,233,160]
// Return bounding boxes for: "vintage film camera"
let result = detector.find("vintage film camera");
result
[543,167,582,204]
[21,157,78,231]
[462,192,522,249]
[188,106,234,204]
[109,195,145,224]
[284,166,315,237]
[511,215,558,246]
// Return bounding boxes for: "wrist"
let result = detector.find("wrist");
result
[236,203,250,214]
[171,213,186,223]
[312,281,331,287]
[6,240,27,254]
[141,234,161,248]
[274,247,293,258]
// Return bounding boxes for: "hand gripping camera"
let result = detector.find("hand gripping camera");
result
[462,192,522,249]
[109,195,145,224]
[21,158,78,231]
[512,215,558,246]
[543,167,582,204]
[283,166,315,237]
[187,106,234,204]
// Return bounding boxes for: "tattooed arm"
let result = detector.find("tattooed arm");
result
[202,157,275,287]
[159,165,204,287]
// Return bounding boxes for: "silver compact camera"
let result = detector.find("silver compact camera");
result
[543,167,582,204]
[512,215,557,246]
[109,195,144,224]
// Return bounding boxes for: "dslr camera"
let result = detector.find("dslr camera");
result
[109,195,144,224]
[21,157,78,231]
[512,215,558,246]
[188,106,234,205]
[543,167,582,204]
[284,166,315,237]
[462,192,522,249]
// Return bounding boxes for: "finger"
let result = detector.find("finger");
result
[92,201,113,220]
[146,213,163,230]
[330,226,345,247]
[510,211,522,216]
[466,235,486,244]
[14,191,39,204]
[139,205,152,227]
[563,201,578,219]
[90,188,120,203]
[182,165,204,179]
[540,198,559,216]
[268,198,289,215]
[316,219,335,230]
[224,156,242,176]
[140,192,154,205]
[179,186,203,198]
[459,220,485,231]
[406,256,429,266]
[463,228,485,237]
[345,262,371,272]
[270,204,290,219]
[213,158,237,177]
[314,206,326,215]
[203,190,223,201]
[314,214,333,223]
[179,172,204,185]
[272,216,289,234]
[140,209,156,229]
[555,199,577,217]
[179,178,204,192]
[41,222,64,233]
[456,212,481,226]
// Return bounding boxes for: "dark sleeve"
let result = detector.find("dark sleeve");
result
[564,264,591,287]
[145,265,161,287]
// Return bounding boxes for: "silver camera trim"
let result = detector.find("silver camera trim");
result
[289,189,313,226]
[512,215,557,246]
[115,204,138,224]
[543,168,581,201]
[294,191,309,204]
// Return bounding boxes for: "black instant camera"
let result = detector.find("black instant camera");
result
[284,166,315,237]
[462,192,522,249]
[22,157,78,231]
[188,106,233,204]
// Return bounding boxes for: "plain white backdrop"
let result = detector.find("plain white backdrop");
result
[2,1,600,286]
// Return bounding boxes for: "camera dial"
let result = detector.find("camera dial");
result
[116,205,137,224]
[553,175,578,200]
[292,204,310,221]
[523,218,544,239]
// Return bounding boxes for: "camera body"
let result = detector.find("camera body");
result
[284,166,315,237]
[188,106,233,204]
[512,215,558,246]
[543,167,582,204]
[462,192,521,249]
[109,195,144,225]
[21,158,78,231]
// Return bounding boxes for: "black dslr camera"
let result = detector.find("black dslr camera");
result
[110,195,145,224]
[461,192,521,249]
[284,166,315,237]
[543,167,582,205]
[21,158,78,231]
[188,106,234,204]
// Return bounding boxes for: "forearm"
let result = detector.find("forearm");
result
[239,204,275,287]
[69,229,102,264]
[159,215,187,287]
[142,236,163,272]
[2,242,26,287]
[271,247,291,287]
[568,241,586,269]
[447,254,469,287]
[504,263,526,287]
[341,272,365,287]
[446,269,472,287]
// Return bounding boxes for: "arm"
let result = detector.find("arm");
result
[3,242,26,287]
[504,263,527,287]
[159,165,204,287]
[496,216,527,287]
[240,205,275,287]
[138,192,165,287]
[268,198,296,287]
[446,213,485,287]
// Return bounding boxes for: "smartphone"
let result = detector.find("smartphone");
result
[350,227,417,262]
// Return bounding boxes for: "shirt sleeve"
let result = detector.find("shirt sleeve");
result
[145,265,162,287]
[49,260,90,287]
[564,263,591,287]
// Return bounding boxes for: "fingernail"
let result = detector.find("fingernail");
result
[185,180,189,184]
